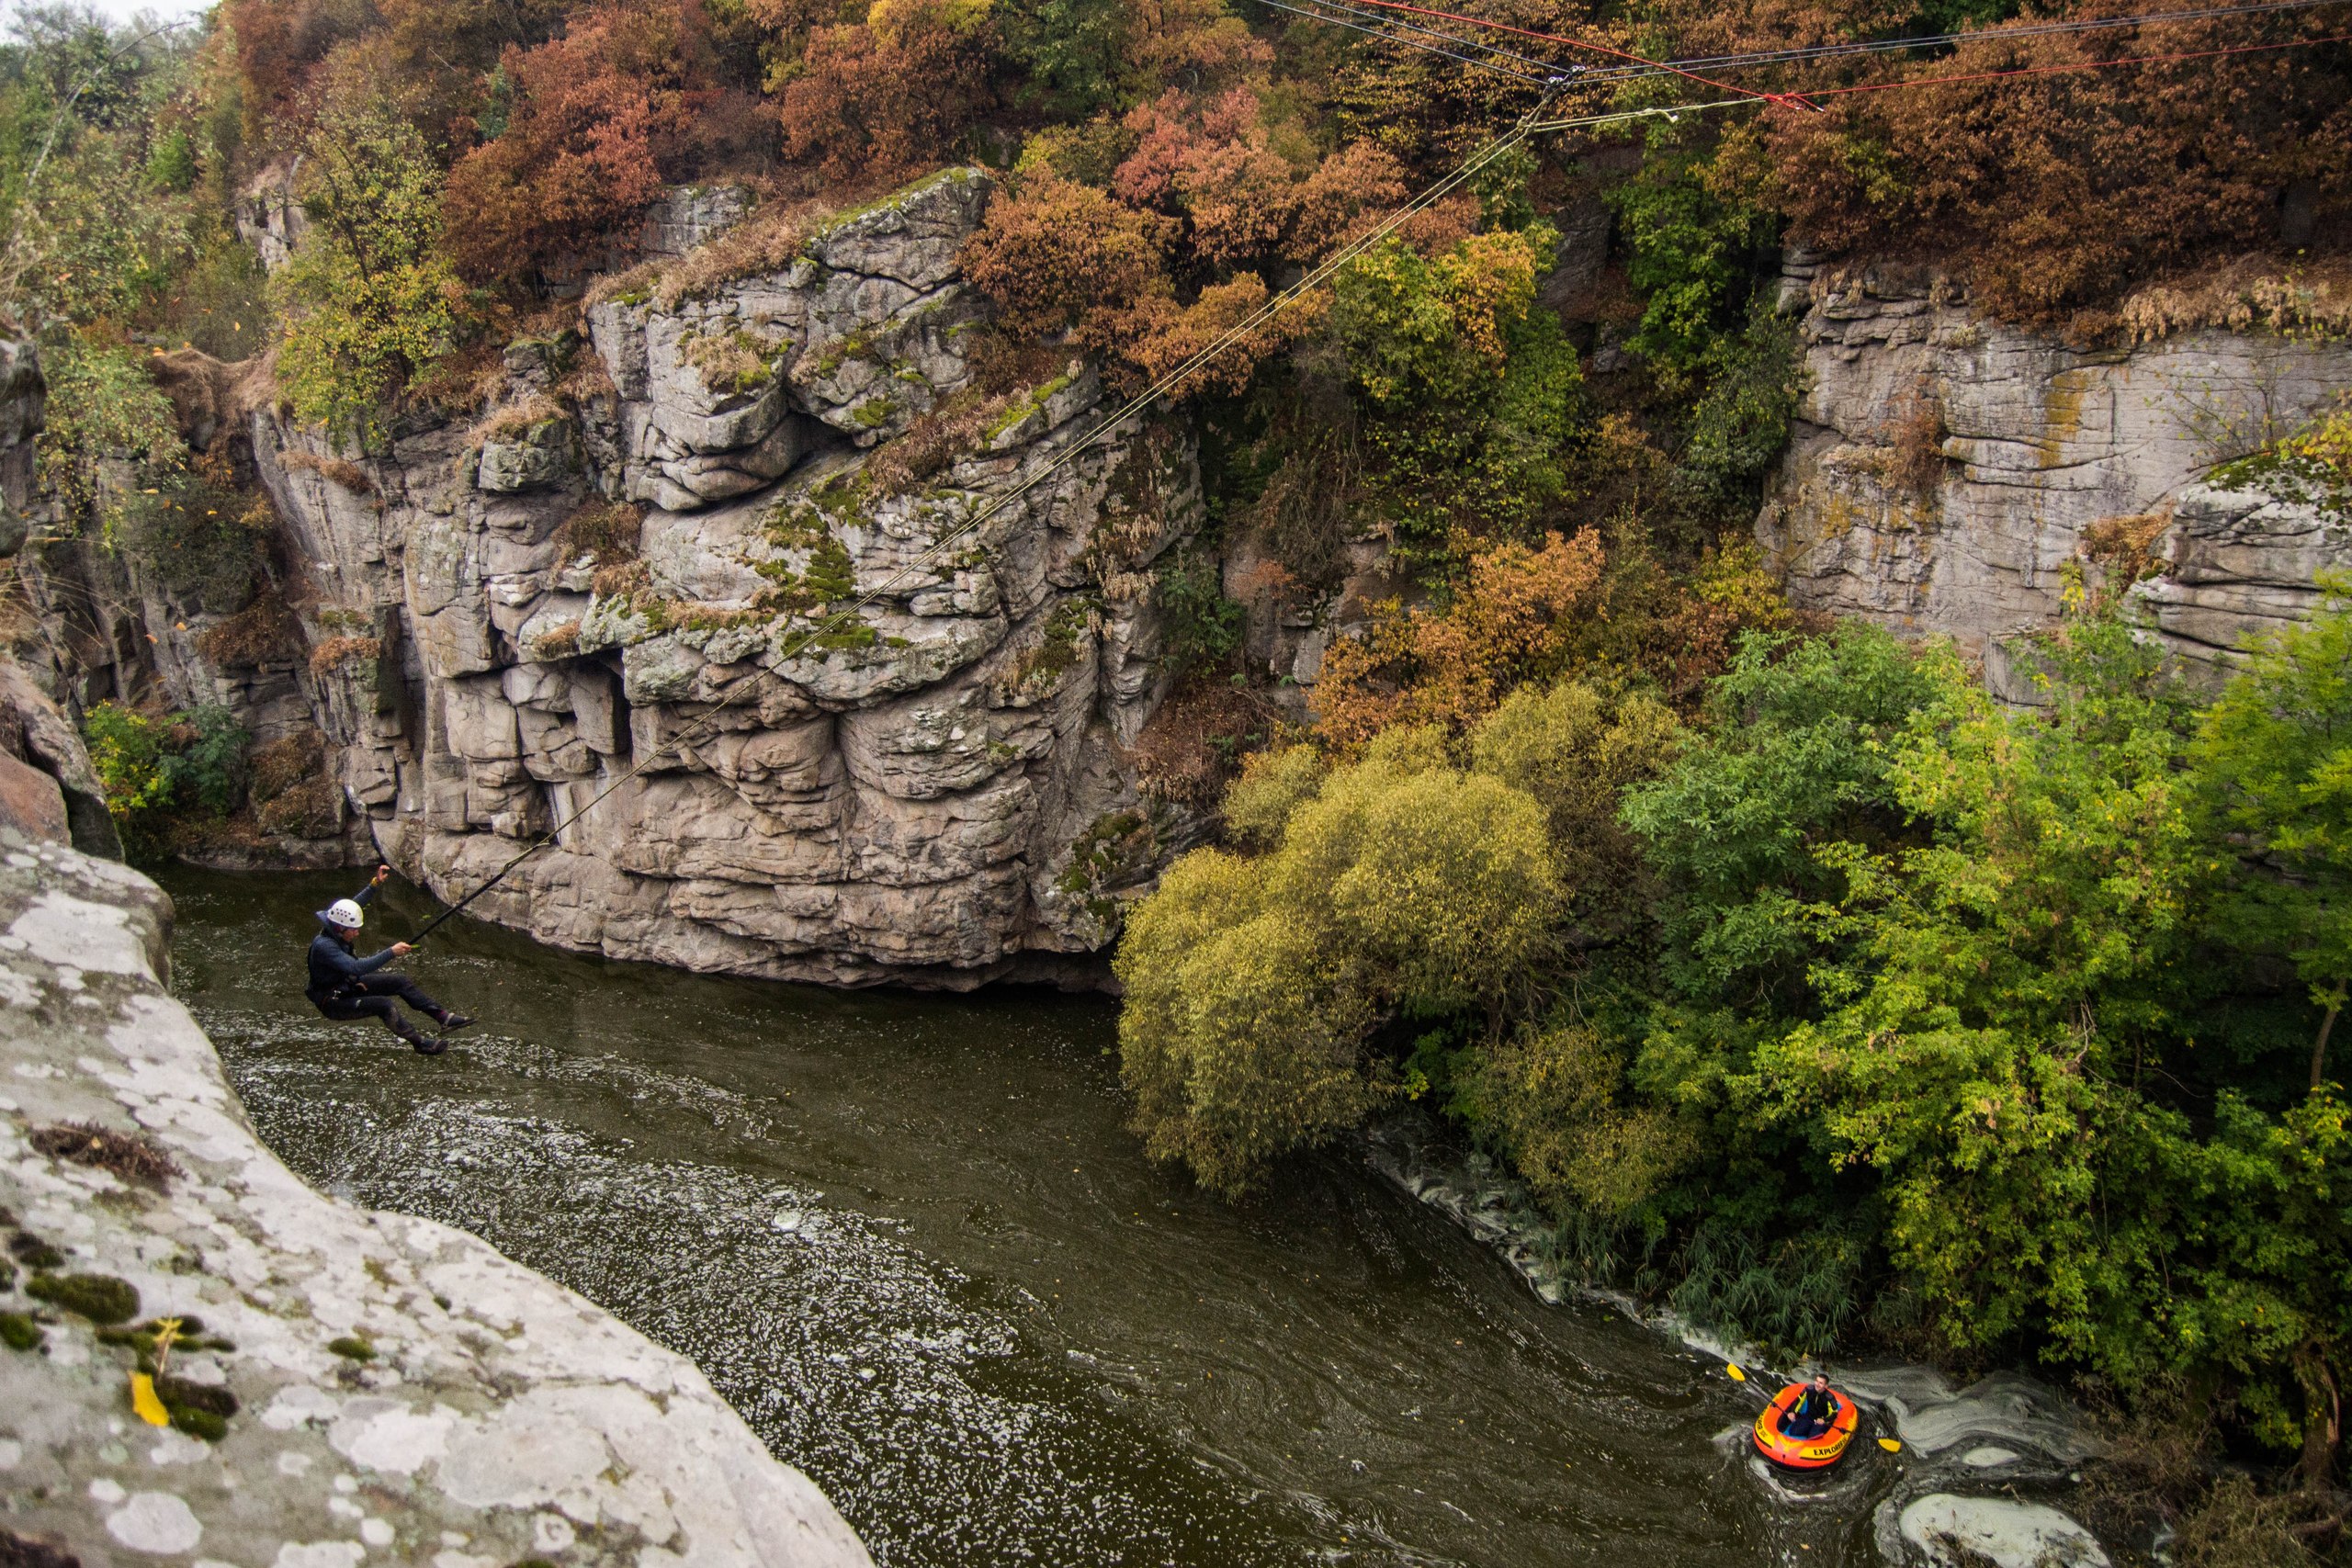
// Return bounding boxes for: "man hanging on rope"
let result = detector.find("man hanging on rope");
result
[307,865,474,1055]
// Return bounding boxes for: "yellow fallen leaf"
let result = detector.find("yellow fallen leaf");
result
[130,1371,170,1427]
[1724,1363,1746,1382]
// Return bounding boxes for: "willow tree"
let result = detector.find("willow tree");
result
[1116,728,1558,1196]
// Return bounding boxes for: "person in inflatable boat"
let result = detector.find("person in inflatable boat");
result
[307,865,474,1055]
[1780,1372,1841,1439]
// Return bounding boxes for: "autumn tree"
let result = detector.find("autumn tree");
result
[443,1,760,286]
[775,0,999,187]
[273,102,466,439]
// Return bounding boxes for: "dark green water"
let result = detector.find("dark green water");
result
[164,866,1883,1568]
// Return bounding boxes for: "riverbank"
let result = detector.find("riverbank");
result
[0,833,870,1568]
[1364,1113,2118,1568]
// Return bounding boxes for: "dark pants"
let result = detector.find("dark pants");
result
[1781,1415,1831,1439]
[316,973,447,1044]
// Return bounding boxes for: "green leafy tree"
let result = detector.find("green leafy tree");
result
[1118,728,1559,1194]
[82,701,250,862]
[1622,624,1947,1014]
[1604,135,1777,378]
[272,103,466,443]
[2197,577,2352,1089]
[36,335,186,540]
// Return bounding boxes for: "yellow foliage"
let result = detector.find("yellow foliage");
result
[1459,1025,1694,1219]
[1118,741,1558,1194]
[1221,743,1326,850]
[1470,680,1680,919]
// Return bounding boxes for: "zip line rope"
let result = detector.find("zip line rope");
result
[1799,26,2352,96]
[1578,0,2351,80]
[1286,0,1568,75]
[1256,0,1557,84]
[402,16,2352,943]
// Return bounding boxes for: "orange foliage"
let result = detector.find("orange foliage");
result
[1112,272,1322,397]
[967,74,1418,394]
[224,0,371,148]
[776,0,997,186]
[1684,5,2352,325]
[1112,86,1408,270]
[1315,531,1606,750]
[959,169,1169,337]
[442,1,757,285]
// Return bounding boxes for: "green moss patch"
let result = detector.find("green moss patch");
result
[326,1335,375,1361]
[27,1270,139,1325]
[0,1313,43,1352]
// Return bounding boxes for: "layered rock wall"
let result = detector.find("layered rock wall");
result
[0,834,870,1567]
[1758,260,2352,693]
[56,168,1203,987]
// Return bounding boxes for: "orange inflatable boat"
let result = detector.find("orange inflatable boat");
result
[1752,1382,1860,1470]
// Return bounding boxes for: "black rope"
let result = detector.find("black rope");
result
[1257,0,1554,83]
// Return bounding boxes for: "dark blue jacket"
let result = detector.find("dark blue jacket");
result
[304,882,397,1005]
[1790,1386,1839,1427]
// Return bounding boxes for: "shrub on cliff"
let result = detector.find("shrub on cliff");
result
[443,1,762,286]
[1118,725,1559,1195]
[775,0,998,186]
[271,103,469,441]
[83,702,250,862]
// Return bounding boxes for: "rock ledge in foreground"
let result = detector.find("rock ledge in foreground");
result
[0,834,871,1568]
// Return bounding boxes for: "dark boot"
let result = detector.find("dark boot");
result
[437,1010,477,1032]
[383,1010,438,1053]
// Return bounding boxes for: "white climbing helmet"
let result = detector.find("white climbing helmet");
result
[322,898,365,931]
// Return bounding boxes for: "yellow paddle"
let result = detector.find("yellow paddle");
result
[1724,1362,1747,1382]
[130,1372,171,1426]
[129,1318,183,1428]
[1878,1437,1903,1452]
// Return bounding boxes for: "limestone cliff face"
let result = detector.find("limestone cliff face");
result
[1757,259,2352,694]
[256,169,1198,987]
[0,834,870,1567]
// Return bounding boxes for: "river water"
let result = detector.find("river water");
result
[164,866,1903,1568]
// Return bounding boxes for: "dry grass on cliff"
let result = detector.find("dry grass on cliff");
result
[306,634,379,677]
[2120,256,2352,345]
[1133,671,1277,807]
[582,193,842,316]
[552,499,643,568]
[2081,509,2174,605]
[278,449,373,493]
[1876,386,1951,499]
[196,589,300,669]
[28,1122,179,1190]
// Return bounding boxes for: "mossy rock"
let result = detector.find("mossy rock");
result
[26,1270,139,1325]
[0,1312,42,1351]
[326,1335,375,1361]
[168,1405,228,1441]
